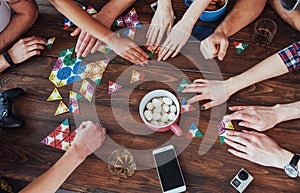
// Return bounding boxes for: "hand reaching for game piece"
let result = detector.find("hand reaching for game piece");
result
[157,19,193,61]
[182,79,233,110]
[223,105,281,131]
[200,30,229,61]
[224,130,293,169]
[8,36,46,64]
[146,1,174,48]
[72,121,106,159]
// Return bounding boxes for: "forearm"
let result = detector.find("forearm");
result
[0,0,38,52]
[215,0,266,37]
[49,0,113,43]
[225,53,289,96]
[274,101,300,123]
[20,146,86,193]
[181,0,211,28]
[0,54,10,73]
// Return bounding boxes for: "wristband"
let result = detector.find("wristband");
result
[2,51,16,68]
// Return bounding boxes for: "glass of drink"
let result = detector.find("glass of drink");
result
[252,18,277,46]
[108,149,137,178]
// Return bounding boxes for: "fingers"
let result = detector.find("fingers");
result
[229,106,248,111]
[224,138,247,153]
[81,37,97,57]
[146,25,159,46]
[154,26,167,48]
[217,39,229,61]
[91,40,102,53]
[75,31,87,54]
[227,148,249,160]
[186,94,207,105]
[71,27,81,37]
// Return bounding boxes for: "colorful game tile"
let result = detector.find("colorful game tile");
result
[177,78,189,92]
[186,122,204,138]
[181,103,196,113]
[218,116,235,144]
[113,17,125,27]
[64,18,74,30]
[97,42,112,54]
[69,91,82,114]
[49,47,84,87]
[86,5,97,14]
[47,88,62,101]
[108,81,122,95]
[56,118,70,133]
[79,80,95,102]
[122,28,136,40]
[130,70,145,84]
[55,101,70,116]
[46,37,55,50]
[82,59,110,85]
[113,8,141,27]
[234,41,249,54]
[181,98,187,105]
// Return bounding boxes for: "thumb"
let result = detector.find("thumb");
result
[71,28,81,37]
[217,39,229,61]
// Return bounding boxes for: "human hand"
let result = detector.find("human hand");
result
[8,36,46,64]
[146,1,174,48]
[225,130,293,169]
[72,121,106,159]
[224,105,281,131]
[157,19,193,61]
[71,13,112,57]
[182,79,232,110]
[200,30,229,61]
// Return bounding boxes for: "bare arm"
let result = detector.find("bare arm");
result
[0,0,38,52]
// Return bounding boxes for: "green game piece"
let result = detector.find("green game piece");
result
[195,130,204,137]
[177,78,189,92]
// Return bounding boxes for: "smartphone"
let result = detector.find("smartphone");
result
[188,25,214,42]
[151,1,176,19]
[153,145,186,193]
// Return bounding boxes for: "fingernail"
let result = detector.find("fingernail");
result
[238,122,243,126]
[200,106,205,111]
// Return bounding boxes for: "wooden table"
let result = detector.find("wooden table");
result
[0,0,299,192]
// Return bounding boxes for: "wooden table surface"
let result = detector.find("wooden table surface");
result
[0,0,299,192]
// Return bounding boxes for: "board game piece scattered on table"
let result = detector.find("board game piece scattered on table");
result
[97,42,113,54]
[177,78,189,92]
[79,79,95,102]
[69,91,82,114]
[130,70,145,84]
[55,101,70,116]
[46,37,55,50]
[86,5,97,14]
[49,47,84,87]
[218,116,235,144]
[186,122,204,138]
[181,98,195,113]
[47,88,62,101]
[82,59,110,85]
[64,18,74,30]
[113,8,141,27]
[122,28,136,40]
[234,41,249,54]
[108,81,122,95]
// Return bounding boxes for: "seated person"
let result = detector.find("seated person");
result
[48,0,149,65]
[20,121,106,193]
[0,0,46,73]
[146,0,213,61]
[201,0,300,61]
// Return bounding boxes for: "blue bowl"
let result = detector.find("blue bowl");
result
[184,0,228,22]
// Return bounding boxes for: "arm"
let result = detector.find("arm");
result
[200,0,267,60]
[158,0,212,61]
[20,121,106,193]
[0,0,38,52]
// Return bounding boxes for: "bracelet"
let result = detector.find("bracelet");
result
[2,51,16,68]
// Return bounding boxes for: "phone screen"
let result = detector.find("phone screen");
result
[154,149,185,192]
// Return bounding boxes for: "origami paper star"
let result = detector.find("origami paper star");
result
[177,78,189,92]
[79,80,95,102]
[47,88,62,101]
[55,101,70,116]
[218,116,235,144]
[186,122,204,138]
[86,5,97,14]
[234,41,249,54]
[49,47,84,87]
[46,37,55,50]
[82,59,110,85]
[130,70,145,84]
[123,28,136,40]
[64,18,74,30]
[69,91,82,114]
[113,8,141,27]
[108,81,122,95]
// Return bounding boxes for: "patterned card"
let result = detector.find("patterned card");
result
[218,116,235,144]
[130,70,145,84]
[86,5,97,14]
[69,91,82,114]
[123,28,136,40]
[47,88,62,101]
[113,8,141,27]
[80,80,95,102]
[234,41,249,54]
[177,78,189,92]
[55,101,70,116]
[64,18,74,30]
[46,37,55,50]
[186,122,204,138]
[82,59,110,85]
[180,98,195,113]
[108,81,122,95]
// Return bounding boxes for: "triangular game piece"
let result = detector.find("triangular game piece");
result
[86,5,97,14]
[122,28,136,40]
[108,81,122,95]
[130,70,145,84]
[180,99,195,113]
[234,41,249,54]
[56,118,70,134]
[218,115,235,144]
[55,101,69,116]
[181,98,187,105]
[64,18,73,30]
[69,91,82,114]
[123,8,141,27]
[81,59,110,85]
[113,17,125,27]
[186,122,203,138]
[177,78,189,92]
[79,80,95,102]
[47,88,62,101]
[46,37,55,50]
